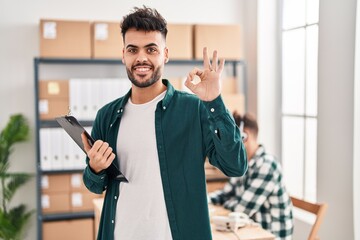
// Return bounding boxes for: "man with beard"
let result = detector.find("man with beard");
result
[81,6,247,240]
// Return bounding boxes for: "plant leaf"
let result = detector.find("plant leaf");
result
[0,205,34,240]
[0,114,29,146]
[0,114,32,240]
[3,173,33,203]
[0,114,29,168]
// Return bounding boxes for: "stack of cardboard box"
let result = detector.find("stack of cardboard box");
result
[41,174,71,214]
[41,173,102,214]
[39,80,69,120]
[41,173,102,239]
[39,20,243,60]
[39,20,195,60]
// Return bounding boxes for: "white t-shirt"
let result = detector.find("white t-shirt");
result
[114,91,172,240]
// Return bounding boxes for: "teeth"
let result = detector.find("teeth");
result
[135,67,150,72]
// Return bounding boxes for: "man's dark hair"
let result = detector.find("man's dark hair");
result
[120,6,168,41]
[233,111,259,137]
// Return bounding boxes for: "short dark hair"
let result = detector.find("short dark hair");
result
[120,6,168,41]
[233,111,259,137]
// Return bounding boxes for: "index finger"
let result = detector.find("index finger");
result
[203,47,211,69]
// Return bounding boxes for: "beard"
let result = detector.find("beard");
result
[126,64,162,88]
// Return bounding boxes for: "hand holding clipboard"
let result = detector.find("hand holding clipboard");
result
[55,115,128,182]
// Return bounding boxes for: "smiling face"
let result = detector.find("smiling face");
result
[122,28,169,88]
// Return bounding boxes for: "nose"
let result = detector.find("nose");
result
[136,50,148,63]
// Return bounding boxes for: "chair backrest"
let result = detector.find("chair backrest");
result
[290,196,328,240]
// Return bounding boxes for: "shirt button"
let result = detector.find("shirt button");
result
[117,109,120,113]
[121,109,124,112]
[112,220,114,224]
[163,106,166,110]
[210,108,215,112]
[214,130,218,134]
[114,196,117,200]
[110,124,113,127]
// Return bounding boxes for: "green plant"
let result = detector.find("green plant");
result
[0,114,34,240]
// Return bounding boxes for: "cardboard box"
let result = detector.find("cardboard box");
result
[222,94,245,114]
[221,77,238,94]
[39,98,69,120]
[167,24,193,60]
[92,21,123,59]
[70,173,88,192]
[39,80,69,99]
[40,19,91,58]
[194,24,243,60]
[41,174,71,193]
[71,192,102,212]
[43,219,94,240]
[39,80,69,120]
[42,193,70,214]
[93,198,104,238]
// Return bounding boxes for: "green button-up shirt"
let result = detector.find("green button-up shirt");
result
[83,79,247,240]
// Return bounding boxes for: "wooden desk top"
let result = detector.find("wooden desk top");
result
[93,199,275,240]
[209,204,275,240]
[212,226,275,240]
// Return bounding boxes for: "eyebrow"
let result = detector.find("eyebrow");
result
[126,43,159,49]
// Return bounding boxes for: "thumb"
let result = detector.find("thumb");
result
[81,132,91,153]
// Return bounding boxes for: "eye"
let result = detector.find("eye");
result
[127,48,137,53]
[147,47,157,54]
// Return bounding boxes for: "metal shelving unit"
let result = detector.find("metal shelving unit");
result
[42,211,94,222]
[34,57,246,239]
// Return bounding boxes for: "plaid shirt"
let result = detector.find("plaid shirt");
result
[209,145,293,240]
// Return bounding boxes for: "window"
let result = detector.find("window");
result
[281,0,319,202]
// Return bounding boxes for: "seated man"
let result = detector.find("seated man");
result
[209,112,294,240]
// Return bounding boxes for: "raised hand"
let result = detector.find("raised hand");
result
[184,47,225,101]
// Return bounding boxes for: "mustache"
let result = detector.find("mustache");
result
[132,63,153,68]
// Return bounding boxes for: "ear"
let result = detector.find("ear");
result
[122,48,125,64]
[164,47,169,63]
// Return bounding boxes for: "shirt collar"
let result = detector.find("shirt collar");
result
[248,144,266,167]
[161,79,175,108]
[117,79,174,112]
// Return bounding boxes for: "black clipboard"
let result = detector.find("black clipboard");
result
[55,115,128,182]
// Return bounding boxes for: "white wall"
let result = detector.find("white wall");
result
[0,1,246,239]
[242,0,258,116]
[257,0,281,158]
[317,0,356,239]
[354,0,360,239]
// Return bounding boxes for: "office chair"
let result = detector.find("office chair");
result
[290,196,328,240]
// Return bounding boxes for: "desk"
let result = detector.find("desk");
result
[209,204,275,240]
[93,198,275,240]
